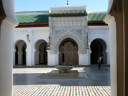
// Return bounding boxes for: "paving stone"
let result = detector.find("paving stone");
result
[13,65,110,96]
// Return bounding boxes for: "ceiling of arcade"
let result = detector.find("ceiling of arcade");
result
[0,1,6,25]
[109,0,122,14]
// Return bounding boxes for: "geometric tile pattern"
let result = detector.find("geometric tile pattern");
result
[13,85,111,96]
[13,65,111,96]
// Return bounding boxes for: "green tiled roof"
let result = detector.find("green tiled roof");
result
[16,11,49,14]
[16,14,49,23]
[87,13,106,21]
[16,11,106,23]
[50,10,86,14]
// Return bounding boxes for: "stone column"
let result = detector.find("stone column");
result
[0,18,17,96]
[35,51,39,64]
[105,15,117,96]
[88,50,91,65]
[18,53,22,64]
[107,50,110,65]
[17,47,23,64]
[106,39,110,64]
[13,49,16,66]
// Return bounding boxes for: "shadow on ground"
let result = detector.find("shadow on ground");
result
[13,65,110,86]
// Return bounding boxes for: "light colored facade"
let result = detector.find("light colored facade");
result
[13,5,110,66]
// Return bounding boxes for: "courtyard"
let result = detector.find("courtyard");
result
[13,65,110,96]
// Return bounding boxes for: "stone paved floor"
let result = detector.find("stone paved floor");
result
[13,65,111,96]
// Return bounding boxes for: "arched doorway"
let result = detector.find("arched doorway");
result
[35,40,47,65]
[15,40,27,65]
[90,39,107,64]
[59,38,79,65]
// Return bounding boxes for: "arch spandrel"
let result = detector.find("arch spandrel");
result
[50,30,87,54]
[14,40,27,50]
[34,39,48,52]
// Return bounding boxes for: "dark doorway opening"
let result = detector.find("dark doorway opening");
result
[90,39,107,64]
[39,42,47,65]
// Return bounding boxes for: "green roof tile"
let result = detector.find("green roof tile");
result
[16,11,106,23]
[16,11,49,14]
[87,13,106,21]
[16,14,49,23]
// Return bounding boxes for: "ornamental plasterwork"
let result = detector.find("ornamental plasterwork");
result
[88,26,109,30]
[50,30,87,54]
[52,17,87,27]
[14,29,27,33]
[55,30,82,40]
[54,29,83,36]
[50,5,86,11]
[88,26,109,34]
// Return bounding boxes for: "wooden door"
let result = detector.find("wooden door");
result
[59,42,78,65]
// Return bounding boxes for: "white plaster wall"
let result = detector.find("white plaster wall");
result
[0,1,17,95]
[88,26,110,65]
[0,18,17,96]
[79,53,89,65]
[47,50,58,66]
[105,15,117,96]
[13,26,110,66]
[32,27,49,66]
[13,27,49,66]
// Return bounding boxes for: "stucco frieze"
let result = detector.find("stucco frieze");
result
[88,26,109,34]
[52,17,87,27]
[50,5,86,11]
[14,29,27,33]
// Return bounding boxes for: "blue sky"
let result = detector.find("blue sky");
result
[15,0,108,12]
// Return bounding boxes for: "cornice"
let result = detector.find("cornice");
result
[88,26,109,30]
[50,5,86,11]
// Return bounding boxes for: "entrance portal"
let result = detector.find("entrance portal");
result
[59,38,78,65]
[90,39,107,64]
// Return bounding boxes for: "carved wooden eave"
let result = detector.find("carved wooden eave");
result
[88,21,107,26]
[0,0,6,24]
[16,21,107,28]
[16,22,49,28]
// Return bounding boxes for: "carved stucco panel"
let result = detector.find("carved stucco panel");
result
[52,17,87,27]
[50,30,87,54]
